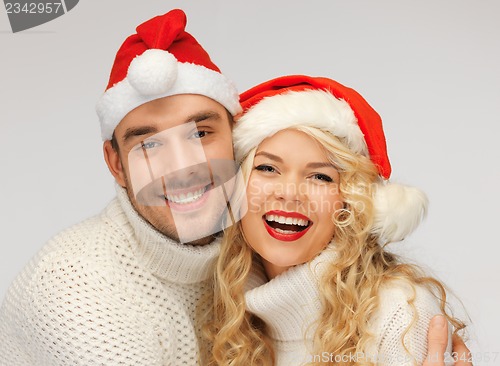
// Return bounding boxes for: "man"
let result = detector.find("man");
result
[0,9,470,366]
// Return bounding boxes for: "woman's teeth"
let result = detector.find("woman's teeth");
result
[165,186,206,204]
[274,227,299,234]
[265,214,309,227]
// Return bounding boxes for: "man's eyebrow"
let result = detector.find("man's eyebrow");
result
[185,111,221,123]
[122,111,220,142]
[254,151,284,163]
[123,126,159,142]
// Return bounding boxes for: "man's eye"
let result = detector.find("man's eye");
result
[312,173,333,182]
[191,130,208,139]
[141,141,161,150]
[254,165,276,173]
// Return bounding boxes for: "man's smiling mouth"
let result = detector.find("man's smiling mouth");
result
[160,182,214,212]
[164,185,209,205]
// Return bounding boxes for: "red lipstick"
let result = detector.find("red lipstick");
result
[263,210,312,242]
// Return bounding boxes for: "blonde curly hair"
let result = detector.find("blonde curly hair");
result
[205,126,465,366]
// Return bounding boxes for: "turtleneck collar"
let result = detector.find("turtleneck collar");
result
[245,246,336,342]
[111,184,220,284]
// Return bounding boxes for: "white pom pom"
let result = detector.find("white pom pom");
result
[128,49,178,96]
[371,183,428,242]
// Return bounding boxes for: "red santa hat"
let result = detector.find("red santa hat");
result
[234,75,428,242]
[96,9,241,140]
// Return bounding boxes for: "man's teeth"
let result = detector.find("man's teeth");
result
[265,214,309,227]
[166,187,206,204]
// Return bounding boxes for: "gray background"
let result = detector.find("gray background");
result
[1,1,498,363]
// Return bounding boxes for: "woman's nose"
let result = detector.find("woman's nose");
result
[273,174,306,202]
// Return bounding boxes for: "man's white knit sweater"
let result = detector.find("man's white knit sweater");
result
[0,186,219,365]
[245,248,453,366]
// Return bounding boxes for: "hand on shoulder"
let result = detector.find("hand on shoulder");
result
[424,315,473,366]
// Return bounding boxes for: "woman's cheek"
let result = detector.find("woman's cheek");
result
[246,177,268,213]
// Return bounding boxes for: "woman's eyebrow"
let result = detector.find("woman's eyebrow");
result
[254,151,283,163]
[306,162,337,169]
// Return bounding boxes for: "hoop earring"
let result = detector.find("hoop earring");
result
[333,206,353,228]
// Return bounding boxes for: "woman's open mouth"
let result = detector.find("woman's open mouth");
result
[262,210,312,242]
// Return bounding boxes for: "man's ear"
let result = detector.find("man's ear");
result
[103,140,126,187]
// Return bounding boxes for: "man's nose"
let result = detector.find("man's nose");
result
[161,137,207,183]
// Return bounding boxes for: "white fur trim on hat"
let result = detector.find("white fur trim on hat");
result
[371,183,428,242]
[233,89,368,162]
[96,55,241,141]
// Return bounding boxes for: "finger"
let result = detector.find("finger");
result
[452,334,473,366]
[423,315,448,366]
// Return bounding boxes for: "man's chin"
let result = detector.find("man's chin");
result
[127,186,226,245]
[172,214,225,244]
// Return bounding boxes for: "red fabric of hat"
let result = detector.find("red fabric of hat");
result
[105,10,220,91]
[96,9,240,141]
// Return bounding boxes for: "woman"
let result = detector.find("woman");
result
[208,75,465,365]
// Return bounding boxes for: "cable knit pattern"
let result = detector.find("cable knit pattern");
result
[0,185,220,366]
[245,247,453,366]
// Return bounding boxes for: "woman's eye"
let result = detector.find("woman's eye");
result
[254,165,276,173]
[312,173,333,182]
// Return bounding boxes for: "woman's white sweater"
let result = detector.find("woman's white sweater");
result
[245,248,453,366]
[0,186,220,365]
